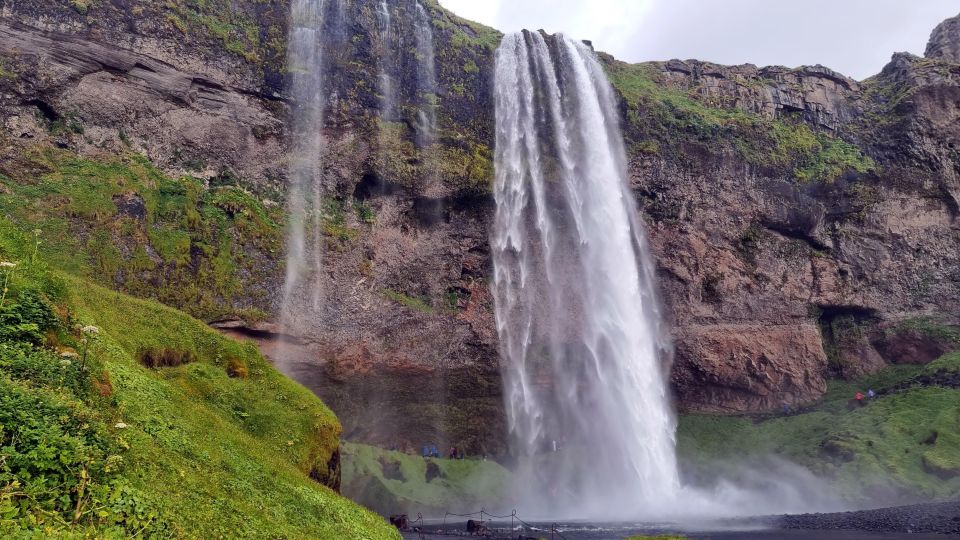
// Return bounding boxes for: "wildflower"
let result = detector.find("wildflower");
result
[60,350,78,358]
[59,359,73,367]
[81,325,100,335]
[0,261,15,268]
[115,422,128,429]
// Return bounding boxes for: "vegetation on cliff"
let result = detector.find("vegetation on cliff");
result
[606,60,876,183]
[0,243,397,537]
[0,141,281,323]
[678,354,960,502]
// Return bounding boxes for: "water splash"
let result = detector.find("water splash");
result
[491,30,680,519]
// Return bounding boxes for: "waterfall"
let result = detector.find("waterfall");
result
[412,1,436,148]
[281,0,328,329]
[376,1,395,120]
[491,31,680,519]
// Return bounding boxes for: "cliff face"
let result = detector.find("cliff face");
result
[1,1,958,454]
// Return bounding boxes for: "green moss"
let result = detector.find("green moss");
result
[926,351,960,374]
[425,0,502,52]
[0,144,281,322]
[678,360,960,501]
[341,442,510,516]
[794,136,876,183]
[380,288,433,313]
[371,119,493,193]
[321,199,359,248]
[162,0,262,62]
[607,61,876,183]
[893,317,960,344]
[70,0,94,14]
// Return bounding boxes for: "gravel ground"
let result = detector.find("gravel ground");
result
[398,502,960,539]
[775,501,960,535]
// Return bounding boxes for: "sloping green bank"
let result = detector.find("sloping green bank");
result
[0,242,398,538]
[342,442,510,517]
[678,354,960,503]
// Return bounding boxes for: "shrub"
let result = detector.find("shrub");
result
[0,374,117,530]
[226,356,248,378]
[0,290,59,345]
[138,346,198,368]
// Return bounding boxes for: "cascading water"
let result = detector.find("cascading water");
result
[376,1,395,120]
[412,1,437,148]
[281,0,328,331]
[491,30,681,519]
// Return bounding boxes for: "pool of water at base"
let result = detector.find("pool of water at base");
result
[400,520,952,540]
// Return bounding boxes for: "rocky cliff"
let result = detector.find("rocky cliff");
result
[1,1,958,455]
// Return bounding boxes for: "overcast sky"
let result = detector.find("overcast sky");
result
[438,0,959,80]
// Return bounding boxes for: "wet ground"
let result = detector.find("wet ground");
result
[402,524,950,540]
[400,501,960,539]
[403,525,951,539]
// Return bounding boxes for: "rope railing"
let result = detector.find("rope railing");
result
[407,507,568,539]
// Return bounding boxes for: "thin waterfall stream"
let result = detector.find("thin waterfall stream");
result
[281,0,329,343]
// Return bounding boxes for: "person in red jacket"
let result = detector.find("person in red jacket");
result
[855,391,864,406]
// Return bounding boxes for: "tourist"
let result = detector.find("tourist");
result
[867,388,876,400]
[855,391,864,406]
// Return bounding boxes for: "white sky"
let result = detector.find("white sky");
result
[438,0,960,80]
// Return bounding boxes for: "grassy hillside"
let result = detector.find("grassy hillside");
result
[342,442,510,517]
[678,354,960,503]
[0,233,398,538]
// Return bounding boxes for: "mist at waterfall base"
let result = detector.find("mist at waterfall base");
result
[490,30,843,522]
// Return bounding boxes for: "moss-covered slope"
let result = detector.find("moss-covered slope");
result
[341,442,510,517]
[0,240,398,538]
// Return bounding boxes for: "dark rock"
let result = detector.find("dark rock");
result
[926,13,960,63]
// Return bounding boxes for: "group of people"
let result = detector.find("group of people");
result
[419,444,466,459]
[854,388,877,406]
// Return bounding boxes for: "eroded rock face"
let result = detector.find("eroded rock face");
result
[672,324,828,412]
[1,2,959,452]
[927,13,960,63]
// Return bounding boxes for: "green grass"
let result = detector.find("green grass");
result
[926,351,960,374]
[341,442,510,516]
[678,360,960,501]
[0,249,399,537]
[893,317,960,344]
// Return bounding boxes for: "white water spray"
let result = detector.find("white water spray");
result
[491,30,680,519]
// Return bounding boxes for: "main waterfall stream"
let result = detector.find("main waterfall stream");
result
[491,30,680,519]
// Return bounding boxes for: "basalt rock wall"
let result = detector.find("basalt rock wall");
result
[1,1,959,453]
